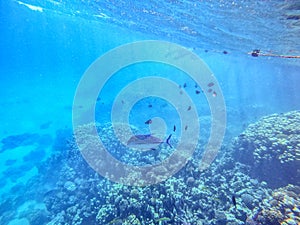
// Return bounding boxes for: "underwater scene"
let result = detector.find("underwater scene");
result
[0,0,300,224]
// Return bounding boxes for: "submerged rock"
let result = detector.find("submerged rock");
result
[64,181,76,192]
[214,210,227,225]
[241,193,255,210]
[232,110,300,187]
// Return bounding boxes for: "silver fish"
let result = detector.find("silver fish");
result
[127,134,172,150]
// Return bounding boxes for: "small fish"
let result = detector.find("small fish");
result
[195,90,201,94]
[173,125,176,132]
[187,106,191,111]
[155,217,171,222]
[184,125,188,130]
[145,119,152,124]
[183,83,187,88]
[200,185,209,191]
[148,104,152,108]
[232,195,237,209]
[207,88,212,93]
[108,218,122,224]
[208,82,214,87]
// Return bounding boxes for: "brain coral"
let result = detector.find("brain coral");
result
[232,110,300,187]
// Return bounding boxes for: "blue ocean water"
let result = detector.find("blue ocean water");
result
[0,0,300,224]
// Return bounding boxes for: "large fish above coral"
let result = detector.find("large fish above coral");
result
[127,134,172,150]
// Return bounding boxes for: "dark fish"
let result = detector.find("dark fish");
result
[232,195,237,208]
[207,88,212,93]
[195,90,201,94]
[251,49,260,57]
[208,82,214,87]
[127,134,172,150]
[145,119,152,124]
[184,125,188,130]
[223,51,228,54]
[166,134,172,148]
[183,83,187,88]
[148,104,152,108]
[173,125,176,132]
[187,106,191,111]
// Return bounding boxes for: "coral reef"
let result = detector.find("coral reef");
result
[40,123,272,225]
[246,184,300,225]
[1,110,299,224]
[232,110,300,187]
